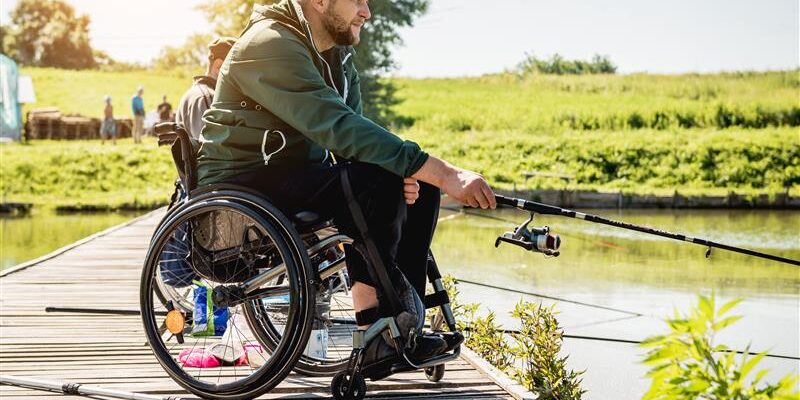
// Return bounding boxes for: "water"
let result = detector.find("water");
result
[0,209,144,269]
[431,208,800,398]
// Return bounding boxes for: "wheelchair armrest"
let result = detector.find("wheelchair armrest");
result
[154,122,178,135]
[157,132,178,147]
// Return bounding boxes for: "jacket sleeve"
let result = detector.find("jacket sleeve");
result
[228,35,427,177]
[176,88,209,141]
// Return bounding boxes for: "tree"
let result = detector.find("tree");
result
[153,34,214,71]
[196,0,428,125]
[3,0,95,69]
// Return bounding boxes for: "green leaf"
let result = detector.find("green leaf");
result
[713,315,743,330]
[740,351,766,378]
[717,298,744,317]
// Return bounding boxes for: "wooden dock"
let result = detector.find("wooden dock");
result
[0,210,534,399]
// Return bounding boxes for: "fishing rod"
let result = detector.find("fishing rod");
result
[0,375,180,400]
[492,195,800,267]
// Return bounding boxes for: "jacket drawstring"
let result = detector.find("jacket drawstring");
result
[261,130,286,165]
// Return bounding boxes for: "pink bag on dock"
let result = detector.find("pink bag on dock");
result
[178,348,221,368]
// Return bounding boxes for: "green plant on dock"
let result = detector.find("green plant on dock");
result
[467,311,514,371]
[510,301,585,400]
[640,294,799,400]
[442,276,585,399]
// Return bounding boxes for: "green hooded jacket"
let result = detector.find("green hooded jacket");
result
[197,0,428,185]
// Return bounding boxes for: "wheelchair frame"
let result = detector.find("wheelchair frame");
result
[147,122,461,400]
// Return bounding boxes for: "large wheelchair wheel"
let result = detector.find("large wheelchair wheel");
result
[244,230,358,376]
[140,196,315,399]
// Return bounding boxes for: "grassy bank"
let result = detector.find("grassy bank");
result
[402,127,800,194]
[1,138,174,210]
[393,71,800,132]
[21,67,199,119]
[8,68,798,209]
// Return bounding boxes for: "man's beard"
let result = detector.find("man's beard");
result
[322,5,359,46]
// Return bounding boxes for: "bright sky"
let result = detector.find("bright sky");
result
[2,0,798,77]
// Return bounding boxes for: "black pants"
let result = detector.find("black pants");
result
[225,162,440,298]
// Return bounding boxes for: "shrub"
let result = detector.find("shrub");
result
[442,276,585,399]
[511,301,586,400]
[640,294,799,400]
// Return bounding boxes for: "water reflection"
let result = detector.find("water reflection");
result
[1,209,144,269]
[432,208,800,296]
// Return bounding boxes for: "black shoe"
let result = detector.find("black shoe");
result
[360,333,400,381]
[408,333,448,361]
[438,331,464,352]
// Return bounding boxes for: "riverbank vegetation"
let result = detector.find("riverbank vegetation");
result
[6,67,798,209]
[641,294,798,399]
[1,139,174,210]
[442,276,586,399]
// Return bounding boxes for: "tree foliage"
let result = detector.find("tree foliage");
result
[195,0,429,125]
[152,34,214,72]
[2,0,96,69]
[518,53,617,75]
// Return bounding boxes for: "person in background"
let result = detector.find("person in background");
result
[100,95,116,145]
[157,95,173,122]
[175,37,236,142]
[131,86,145,143]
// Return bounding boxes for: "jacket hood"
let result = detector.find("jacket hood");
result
[247,0,309,43]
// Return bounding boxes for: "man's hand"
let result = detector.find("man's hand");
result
[411,156,496,209]
[404,177,420,205]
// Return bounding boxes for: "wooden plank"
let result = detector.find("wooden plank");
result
[0,210,518,399]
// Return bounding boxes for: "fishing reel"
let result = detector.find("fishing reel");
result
[495,212,561,256]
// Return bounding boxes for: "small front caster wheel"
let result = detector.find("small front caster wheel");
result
[425,364,446,382]
[331,370,367,400]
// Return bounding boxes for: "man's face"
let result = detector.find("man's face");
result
[322,0,370,46]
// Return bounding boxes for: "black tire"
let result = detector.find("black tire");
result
[331,370,367,400]
[141,196,315,399]
[244,235,357,377]
[156,187,355,377]
[425,364,446,382]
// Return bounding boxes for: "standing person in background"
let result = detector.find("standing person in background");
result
[131,86,145,143]
[100,95,116,145]
[175,37,236,142]
[157,95,173,122]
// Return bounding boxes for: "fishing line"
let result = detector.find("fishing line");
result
[464,327,799,361]
[455,278,643,317]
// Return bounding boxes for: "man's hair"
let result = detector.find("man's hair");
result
[208,37,237,62]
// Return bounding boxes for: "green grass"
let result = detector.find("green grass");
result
[21,67,201,118]
[9,67,800,208]
[402,127,800,195]
[1,138,175,210]
[391,71,800,132]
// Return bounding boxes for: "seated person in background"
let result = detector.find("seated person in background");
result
[157,95,173,122]
[175,37,236,142]
[198,0,496,368]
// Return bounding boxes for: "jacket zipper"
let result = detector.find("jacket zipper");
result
[342,51,352,101]
[303,21,340,97]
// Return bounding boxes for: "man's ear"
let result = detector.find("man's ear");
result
[307,0,329,14]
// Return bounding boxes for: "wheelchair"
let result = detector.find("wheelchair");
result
[141,123,462,399]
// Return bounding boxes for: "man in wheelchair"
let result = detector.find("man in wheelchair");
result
[196,0,496,379]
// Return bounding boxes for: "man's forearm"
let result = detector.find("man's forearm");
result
[411,155,497,209]
[411,156,455,188]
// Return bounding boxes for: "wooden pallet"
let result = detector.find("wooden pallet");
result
[0,210,534,399]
